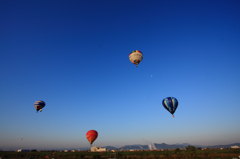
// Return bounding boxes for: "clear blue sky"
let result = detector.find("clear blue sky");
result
[1,0,240,150]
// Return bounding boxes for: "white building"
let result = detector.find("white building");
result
[148,144,157,150]
[17,149,22,152]
[90,146,107,152]
[231,145,240,149]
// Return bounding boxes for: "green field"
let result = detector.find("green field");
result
[1,148,240,159]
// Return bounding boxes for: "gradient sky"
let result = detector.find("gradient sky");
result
[1,0,240,150]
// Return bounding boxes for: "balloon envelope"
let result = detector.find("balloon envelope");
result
[34,100,46,112]
[86,130,98,145]
[162,97,178,116]
[129,50,143,66]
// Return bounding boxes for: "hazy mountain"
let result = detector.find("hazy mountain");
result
[105,143,240,151]
[205,143,240,149]
[2,143,239,151]
[119,145,149,150]
[117,143,190,150]
[153,143,189,149]
[103,146,118,150]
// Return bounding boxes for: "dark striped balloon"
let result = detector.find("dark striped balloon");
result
[34,100,46,112]
[162,97,178,117]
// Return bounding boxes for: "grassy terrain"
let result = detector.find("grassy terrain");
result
[0,148,240,159]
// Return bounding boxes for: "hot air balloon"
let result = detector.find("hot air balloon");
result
[34,100,46,112]
[86,130,98,146]
[162,97,178,117]
[129,50,143,67]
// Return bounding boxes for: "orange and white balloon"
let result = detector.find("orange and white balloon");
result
[129,50,143,67]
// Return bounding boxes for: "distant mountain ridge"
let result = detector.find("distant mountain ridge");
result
[205,143,240,149]
[103,143,240,150]
[2,143,239,151]
[117,143,189,150]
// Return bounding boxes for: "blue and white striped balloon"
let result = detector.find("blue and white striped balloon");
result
[162,97,178,117]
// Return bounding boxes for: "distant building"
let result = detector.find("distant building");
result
[17,149,22,152]
[148,144,157,150]
[91,146,107,152]
[16,149,30,152]
[231,145,240,149]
